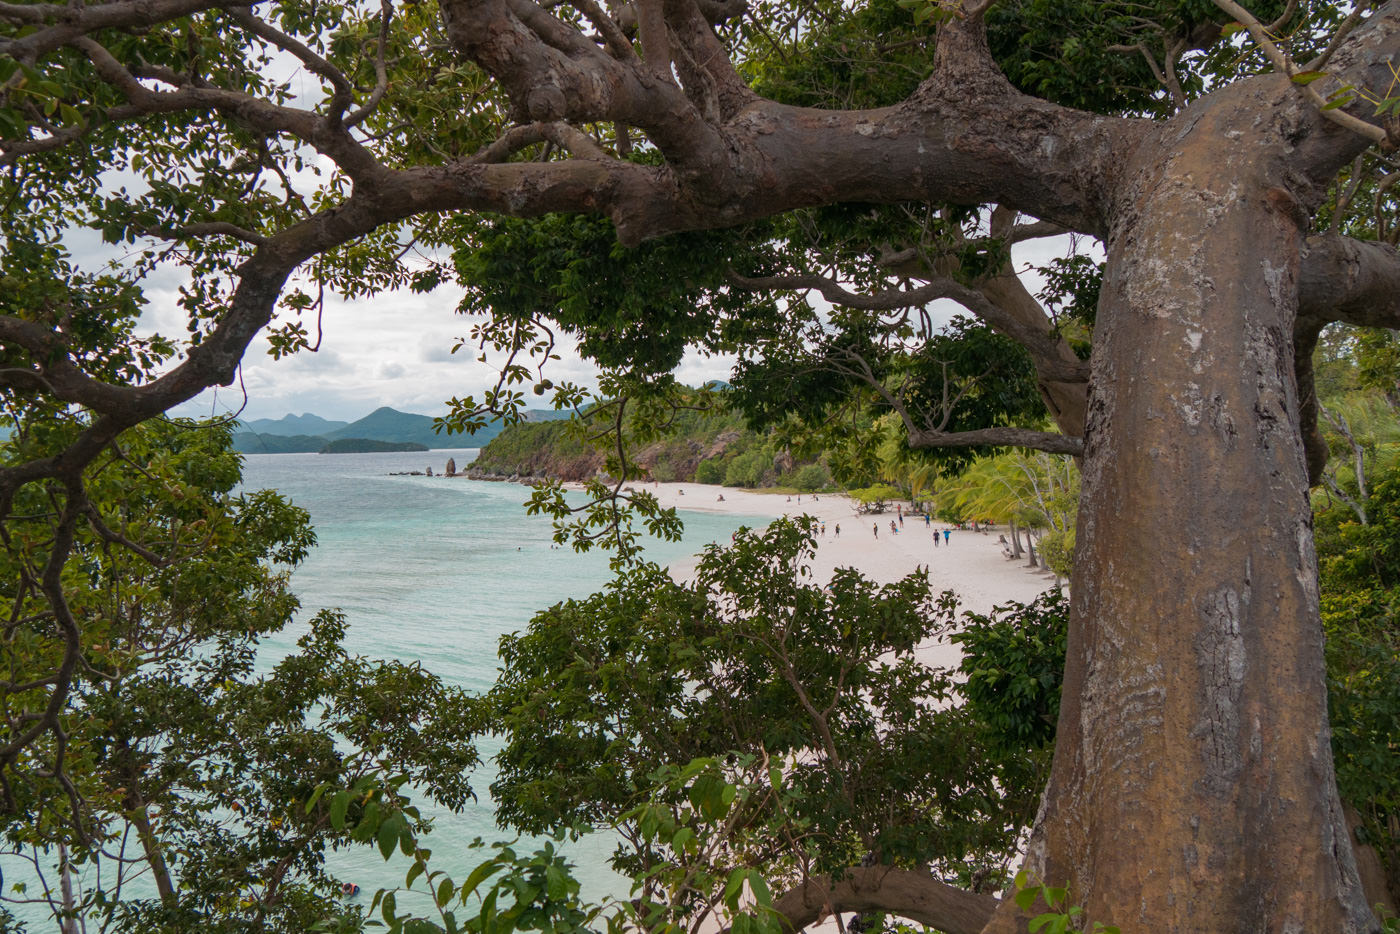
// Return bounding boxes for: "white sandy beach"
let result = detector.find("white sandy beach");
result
[631,482,1056,671]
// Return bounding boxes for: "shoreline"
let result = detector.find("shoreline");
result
[624,481,1057,671]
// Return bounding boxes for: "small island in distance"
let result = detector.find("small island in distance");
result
[319,438,428,454]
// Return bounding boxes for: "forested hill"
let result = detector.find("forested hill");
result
[467,405,832,491]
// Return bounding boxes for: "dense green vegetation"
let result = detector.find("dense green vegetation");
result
[469,394,833,492]
[0,420,479,931]
[485,520,1053,904]
[1309,327,1400,904]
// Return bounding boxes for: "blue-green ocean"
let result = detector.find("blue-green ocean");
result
[6,449,766,929]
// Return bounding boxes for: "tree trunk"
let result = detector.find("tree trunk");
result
[118,746,178,909]
[1022,529,1038,569]
[986,84,1377,933]
[130,800,178,908]
[57,841,79,934]
[1008,520,1024,559]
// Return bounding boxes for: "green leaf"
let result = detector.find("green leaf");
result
[747,871,772,908]
[1290,71,1328,85]
[305,783,328,814]
[460,858,503,903]
[329,790,351,831]
[379,813,403,859]
[382,891,398,925]
[545,864,569,900]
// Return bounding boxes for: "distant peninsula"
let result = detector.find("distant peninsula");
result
[232,405,570,454]
[468,395,831,492]
[320,438,428,454]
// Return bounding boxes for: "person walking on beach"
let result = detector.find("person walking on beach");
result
[890,519,898,536]
[942,528,951,545]
[933,531,940,547]
[872,523,878,539]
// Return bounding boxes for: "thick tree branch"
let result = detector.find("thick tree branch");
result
[1289,231,1400,487]
[1298,233,1400,331]
[909,425,1083,456]
[1214,0,1393,147]
[767,867,998,934]
[570,0,638,63]
[471,122,611,162]
[436,0,1133,240]
[0,0,231,61]
[635,0,670,78]
[662,0,755,119]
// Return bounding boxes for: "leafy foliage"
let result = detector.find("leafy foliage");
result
[452,212,777,377]
[1010,871,1121,934]
[485,519,1052,900]
[0,420,483,932]
[952,590,1070,754]
[1315,456,1400,898]
[731,316,1049,476]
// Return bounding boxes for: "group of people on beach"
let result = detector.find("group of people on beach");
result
[873,505,953,547]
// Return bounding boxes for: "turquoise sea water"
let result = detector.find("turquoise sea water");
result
[242,450,767,902]
[5,449,768,928]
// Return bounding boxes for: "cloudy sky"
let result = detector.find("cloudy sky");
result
[160,278,734,424]
[156,238,1080,425]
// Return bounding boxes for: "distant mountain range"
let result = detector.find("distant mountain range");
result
[242,413,350,436]
[232,406,572,454]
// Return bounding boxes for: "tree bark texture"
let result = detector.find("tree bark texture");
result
[986,79,1379,933]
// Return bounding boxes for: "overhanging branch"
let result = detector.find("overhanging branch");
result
[909,425,1083,456]
[766,866,998,934]
[1298,233,1400,331]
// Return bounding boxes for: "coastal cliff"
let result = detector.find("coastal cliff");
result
[466,408,830,490]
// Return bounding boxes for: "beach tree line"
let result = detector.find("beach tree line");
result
[3,0,1400,931]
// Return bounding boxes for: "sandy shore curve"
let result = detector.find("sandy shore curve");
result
[633,482,1057,671]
